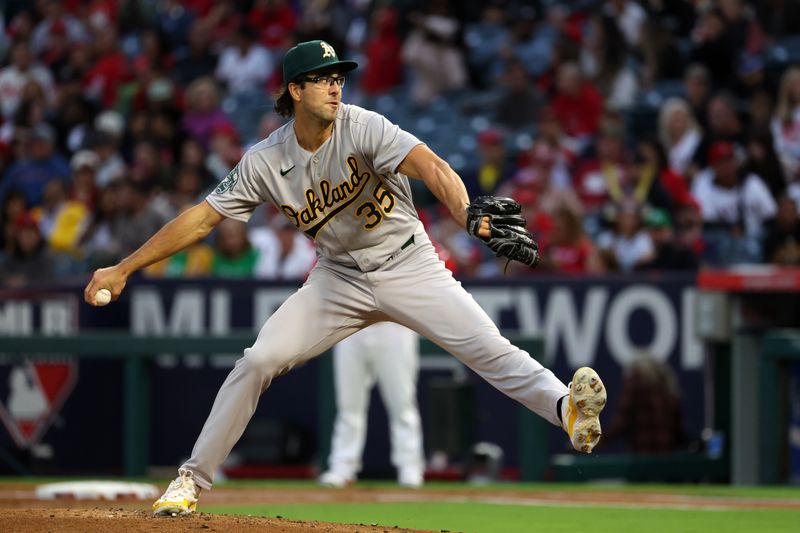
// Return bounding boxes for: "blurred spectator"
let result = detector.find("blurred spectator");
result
[503,140,580,217]
[658,97,703,177]
[693,92,747,168]
[581,13,638,111]
[493,56,544,131]
[763,195,800,264]
[401,0,467,106]
[205,123,242,179]
[31,179,89,256]
[537,107,580,165]
[690,6,735,89]
[69,149,100,209]
[744,132,786,200]
[604,0,647,48]
[683,63,712,130]
[771,66,800,181]
[83,26,130,108]
[501,3,561,80]
[111,180,168,256]
[0,40,55,119]
[551,62,603,143]
[638,1,690,82]
[574,123,626,217]
[182,76,235,149]
[51,95,92,154]
[0,211,56,287]
[609,145,673,211]
[90,131,127,188]
[429,211,484,277]
[637,138,698,211]
[463,3,509,89]
[215,24,273,95]
[0,188,27,257]
[246,0,297,51]
[130,140,171,190]
[691,141,777,265]
[606,353,686,454]
[155,165,207,221]
[540,206,604,274]
[131,28,174,83]
[0,122,70,206]
[30,0,89,55]
[211,218,259,277]
[359,6,403,97]
[0,95,47,159]
[515,188,555,249]
[748,88,774,138]
[596,200,655,272]
[462,128,514,199]
[172,20,218,86]
[178,137,214,186]
[674,204,706,258]
[78,183,123,268]
[155,0,196,52]
[636,208,699,271]
[250,217,317,280]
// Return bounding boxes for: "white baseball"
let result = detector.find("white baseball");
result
[95,288,112,306]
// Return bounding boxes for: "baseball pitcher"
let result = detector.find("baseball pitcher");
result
[83,40,606,516]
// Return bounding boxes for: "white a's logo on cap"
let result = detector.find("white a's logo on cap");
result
[320,41,336,58]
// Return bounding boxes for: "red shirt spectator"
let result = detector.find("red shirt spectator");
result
[360,7,403,95]
[83,30,130,108]
[551,63,603,138]
[247,0,297,49]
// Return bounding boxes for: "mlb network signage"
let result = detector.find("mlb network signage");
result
[117,275,701,371]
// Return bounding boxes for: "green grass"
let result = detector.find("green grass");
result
[205,501,800,533]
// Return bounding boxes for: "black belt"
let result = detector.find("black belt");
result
[386,235,415,263]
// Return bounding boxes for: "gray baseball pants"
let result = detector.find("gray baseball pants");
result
[182,230,568,489]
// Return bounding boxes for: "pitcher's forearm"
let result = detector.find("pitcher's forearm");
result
[118,201,224,275]
[424,161,471,227]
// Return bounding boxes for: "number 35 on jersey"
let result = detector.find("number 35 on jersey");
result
[355,181,395,230]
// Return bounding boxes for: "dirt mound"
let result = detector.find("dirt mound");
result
[0,508,429,533]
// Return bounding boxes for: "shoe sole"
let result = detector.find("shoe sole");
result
[152,500,197,517]
[569,367,606,453]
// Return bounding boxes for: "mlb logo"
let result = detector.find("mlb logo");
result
[0,359,78,448]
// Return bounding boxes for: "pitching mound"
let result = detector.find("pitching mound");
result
[0,508,428,533]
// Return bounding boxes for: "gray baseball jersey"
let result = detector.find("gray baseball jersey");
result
[206,104,422,271]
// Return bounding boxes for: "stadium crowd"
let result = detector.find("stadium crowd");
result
[1,0,800,287]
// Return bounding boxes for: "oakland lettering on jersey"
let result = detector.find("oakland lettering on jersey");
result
[280,156,372,239]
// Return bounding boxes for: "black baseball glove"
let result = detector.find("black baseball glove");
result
[466,196,540,268]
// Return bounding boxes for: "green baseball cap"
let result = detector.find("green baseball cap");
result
[283,40,358,83]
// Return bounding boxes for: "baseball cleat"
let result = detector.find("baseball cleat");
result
[152,468,200,516]
[561,367,606,453]
[398,468,424,488]
[318,470,354,488]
